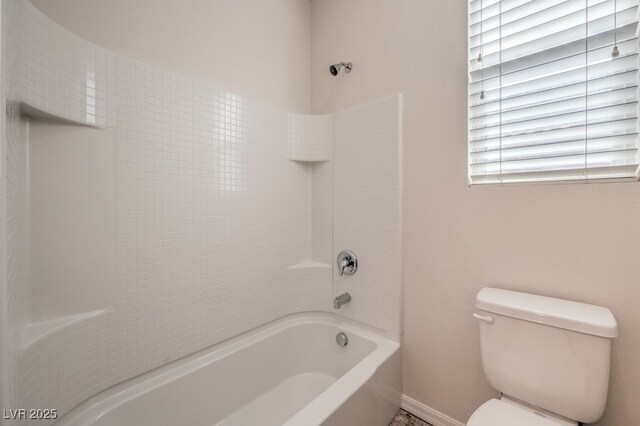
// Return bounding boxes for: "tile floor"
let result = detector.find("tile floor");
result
[389,409,433,426]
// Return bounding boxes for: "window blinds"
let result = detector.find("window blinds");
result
[468,0,640,184]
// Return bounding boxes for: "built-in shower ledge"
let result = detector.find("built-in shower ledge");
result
[286,261,331,270]
[17,101,108,129]
[287,158,331,163]
[21,309,109,350]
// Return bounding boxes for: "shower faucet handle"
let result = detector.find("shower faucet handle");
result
[337,250,358,276]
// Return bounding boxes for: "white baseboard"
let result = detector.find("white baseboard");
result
[400,394,466,426]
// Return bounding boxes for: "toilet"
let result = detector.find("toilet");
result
[468,288,618,426]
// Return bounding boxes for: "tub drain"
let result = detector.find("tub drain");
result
[336,332,348,347]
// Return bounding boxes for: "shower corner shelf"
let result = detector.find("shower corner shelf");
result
[287,157,331,163]
[286,260,331,271]
[20,309,109,350]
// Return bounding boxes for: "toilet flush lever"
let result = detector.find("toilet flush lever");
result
[473,313,495,324]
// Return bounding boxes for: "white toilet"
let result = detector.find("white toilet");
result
[468,287,618,426]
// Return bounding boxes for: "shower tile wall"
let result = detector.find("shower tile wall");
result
[1,0,402,420]
[2,0,319,416]
[333,96,403,339]
[287,114,332,161]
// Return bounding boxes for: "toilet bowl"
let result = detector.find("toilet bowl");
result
[468,288,617,426]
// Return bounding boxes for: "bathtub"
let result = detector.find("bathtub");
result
[56,313,401,426]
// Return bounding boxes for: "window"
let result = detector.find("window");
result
[468,0,640,184]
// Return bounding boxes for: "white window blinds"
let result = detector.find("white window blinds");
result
[468,0,640,184]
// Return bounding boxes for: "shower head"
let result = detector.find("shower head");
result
[329,62,352,76]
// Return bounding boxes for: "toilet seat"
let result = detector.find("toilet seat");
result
[467,398,578,426]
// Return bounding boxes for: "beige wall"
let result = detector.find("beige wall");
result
[29,0,311,113]
[311,1,640,425]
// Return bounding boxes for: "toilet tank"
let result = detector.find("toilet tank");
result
[475,288,617,424]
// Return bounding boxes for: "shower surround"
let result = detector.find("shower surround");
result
[0,0,402,422]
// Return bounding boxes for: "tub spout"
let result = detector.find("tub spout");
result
[334,292,351,309]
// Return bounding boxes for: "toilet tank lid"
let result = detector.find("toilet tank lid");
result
[476,287,618,338]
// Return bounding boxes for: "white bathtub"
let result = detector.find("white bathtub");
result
[56,313,401,426]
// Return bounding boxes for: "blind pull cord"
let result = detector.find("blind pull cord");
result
[613,0,620,58]
[480,0,485,100]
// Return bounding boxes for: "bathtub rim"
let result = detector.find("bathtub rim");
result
[55,311,401,426]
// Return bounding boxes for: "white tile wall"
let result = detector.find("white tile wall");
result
[1,0,403,421]
[332,95,403,339]
[287,114,332,161]
[283,262,332,315]
[6,0,113,127]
